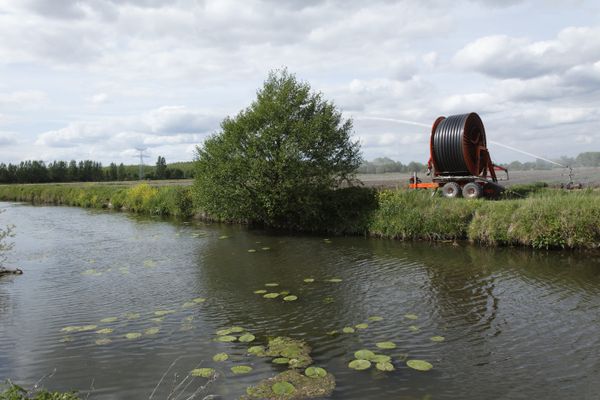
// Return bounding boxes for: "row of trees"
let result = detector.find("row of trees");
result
[0,157,189,184]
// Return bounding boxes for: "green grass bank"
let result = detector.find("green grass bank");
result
[1,183,598,250]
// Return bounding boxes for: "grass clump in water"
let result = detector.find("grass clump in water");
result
[242,370,335,400]
[0,381,80,399]
[263,337,313,369]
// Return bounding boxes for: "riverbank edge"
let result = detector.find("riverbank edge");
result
[1,183,598,250]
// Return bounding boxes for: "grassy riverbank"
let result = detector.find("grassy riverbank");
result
[1,183,598,249]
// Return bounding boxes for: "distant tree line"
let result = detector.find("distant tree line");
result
[0,157,194,184]
[358,152,600,173]
[357,157,426,174]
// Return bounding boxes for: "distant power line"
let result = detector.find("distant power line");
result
[134,147,150,180]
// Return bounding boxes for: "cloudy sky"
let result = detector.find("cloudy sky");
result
[0,0,599,165]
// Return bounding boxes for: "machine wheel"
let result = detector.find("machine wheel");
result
[463,182,482,199]
[441,182,461,198]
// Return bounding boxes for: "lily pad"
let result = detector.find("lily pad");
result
[265,283,279,287]
[125,312,140,320]
[254,289,267,294]
[430,336,445,342]
[355,323,368,329]
[261,247,271,251]
[154,310,174,317]
[376,362,395,372]
[143,260,156,268]
[263,293,280,299]
[404,313,418,320]
[326,278,342,283]
[409,325,420,332]
[354,350,375,360]
[342,327,355,334]
[100,317,117,323]
[348,359,371,370]
[326,330,338,335]
[272,357,290,364]
[216,328,233,336]
[218,235,229,239]
[248,249,256,253]
[279,290,290,296]
[231,365,253,374]
[230,326,245,333]
[95,338,111,345]
[81,269,102,276]
[61,326,81,333]
[217,335,237,342]
[239,333,256,343]
[406,359,433,371]
[304,367,327,378]
[59,336,73,343]
[248,346,266,355]
[323,296,334,304]
[213,353,229,362]
[192,297,206,303]
[368,316,384,322]
[150,317,164,323]
[77,325,97,332]
[181,302,196,308]
[303,278,315,283]
[272,381,295,396]
[191,368,216,378]
[376,342,396,350]
[370,354,391,363]
[145,327,160,335]
[125,332,142,340]
[283,295,298,302]
[95,328,113,335]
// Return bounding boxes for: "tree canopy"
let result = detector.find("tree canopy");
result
[193,69,363,229]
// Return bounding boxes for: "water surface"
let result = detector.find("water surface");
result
[1,202,599,399]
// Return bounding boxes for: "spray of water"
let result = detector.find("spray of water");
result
[355,116,430,128]
[487,140,566,168]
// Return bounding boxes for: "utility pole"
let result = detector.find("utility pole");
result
[134,147,150,180]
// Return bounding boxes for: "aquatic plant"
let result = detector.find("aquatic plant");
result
[242,370,335,399]
[348,359,371,370]
[0,381,80,399]
[375,342,396,349]
[231,365,253,374]
[213,353,229,362]
[406,359,433,371]
[263,337,313,369]
[190,368,216,378]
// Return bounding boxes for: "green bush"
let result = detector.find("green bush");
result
[193,69,362,230]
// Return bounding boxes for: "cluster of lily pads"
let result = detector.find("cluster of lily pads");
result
[58,296,208,345]
[80,258,160,277]
[253,283,299,302]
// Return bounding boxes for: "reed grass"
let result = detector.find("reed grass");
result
[1,184,598,249]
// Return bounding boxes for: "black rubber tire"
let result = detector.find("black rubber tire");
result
[441,182,461,198]
[463,182,482,199]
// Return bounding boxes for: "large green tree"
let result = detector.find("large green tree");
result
[193,69,362,229]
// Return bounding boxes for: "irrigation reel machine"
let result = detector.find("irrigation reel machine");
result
[409,112,508,198]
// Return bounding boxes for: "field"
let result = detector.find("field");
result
[357,167,600,189]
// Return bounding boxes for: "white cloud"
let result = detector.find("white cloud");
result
[454,26,600,80]
[35,106,219,149]
[0,132,18,145]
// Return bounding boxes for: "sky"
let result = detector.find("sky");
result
[0,0,599,165]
